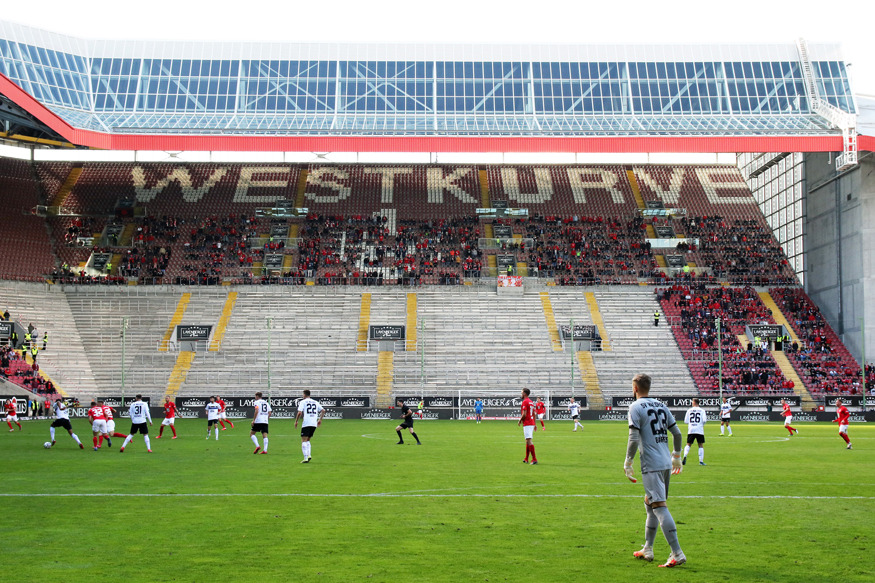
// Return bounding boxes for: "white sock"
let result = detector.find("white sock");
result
[214,428,219,440]
[121,435,132,449]
[728,426,733,435]
[698,448,704,463]
[50,427,55,440]
[262,437,268,452]
[720,426,725,435]
[683,445,690,458]
[251,434,260,447]
[144,436,151,450]
[71,433,81,445]
[301,442,307,458]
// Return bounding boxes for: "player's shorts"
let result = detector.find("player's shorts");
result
[399,421,413,429]
[129,422,149,435]
[301,426,316,438]
[839,424,849,433]
[106,420,115,433]
[207,418,219,427]
[474,409,483,415]
[537,413,545,420]
[161,417,175,426]
[686,433,705,445]
[721,417,731,423]
[91,419,107,433]
[251,423,269,434]
[219,412,228,419]
[6,414,18,422]
[51,418,72,431]
[784,416,793,425]
[642,469,671,504]
[571,414,579,420]
[523,425,535,440]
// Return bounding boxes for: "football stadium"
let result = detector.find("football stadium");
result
[1,19,874,581]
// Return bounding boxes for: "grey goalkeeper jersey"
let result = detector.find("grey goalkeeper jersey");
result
[628,397,677,473]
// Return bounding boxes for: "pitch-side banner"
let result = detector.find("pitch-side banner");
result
[173,395,372,418]
[611,395,801,408]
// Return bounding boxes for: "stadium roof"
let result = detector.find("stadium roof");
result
[0,21,872,154]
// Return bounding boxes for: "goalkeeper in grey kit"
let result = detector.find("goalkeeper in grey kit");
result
[623,373,687,568]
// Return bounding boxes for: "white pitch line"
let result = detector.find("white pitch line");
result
[1,493,873,500]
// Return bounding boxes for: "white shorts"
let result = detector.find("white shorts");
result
[162,418,175,426]
[784,416,793,426]
[92,419,107,433]
[218,412,228,419]
[6,414,18,422]
[537,414,545,420]
[839,424,849,433]
[106,420,115,433]
[523,425,535,440]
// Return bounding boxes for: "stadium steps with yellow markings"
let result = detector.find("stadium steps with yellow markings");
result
[626,169,646,209]
[164,351,195,399]
[159,293,191,352]
[375,352,394,408]
[50,165,82,208]
[294,169,309,208]
[209,292,238,351]
[576,352,605,409]
[357,293,372,352]
[584,292,611,351]
[405,293,417,351]
[772,351,815,408]
[539,292,563,351]
[479,169,490,207]
[757,292,801,345]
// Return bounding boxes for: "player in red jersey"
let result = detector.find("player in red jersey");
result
[534,397,547,430]
[780,400,797,436]
[217,396,234,430]
[87,401,108,450]
[832,398,852,449]
[5,398,22,431]
[100,400,127,448]
[518,388,538,464]
[158,396,178,439]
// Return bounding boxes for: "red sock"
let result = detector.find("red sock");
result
[786,426,795,434]
[6,422,11,429]
[159,426,164,436]
[841,432,850,444]
[540,421,545,428]
[93,436,98,447]
[525,444,530,461]
[171,426,177,437]
[219,420,226,429]
[530,445,537,463]
[113,432,127,438]
[98,435,104,446]
[16,422,22,429]
[228,421,234,428]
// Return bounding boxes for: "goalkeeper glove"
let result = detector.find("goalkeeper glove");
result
[671,451,683,475]
[624,458,637,483]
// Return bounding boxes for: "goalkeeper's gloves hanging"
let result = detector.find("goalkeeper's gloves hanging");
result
[671,451,683,475]
[624,458,637,483]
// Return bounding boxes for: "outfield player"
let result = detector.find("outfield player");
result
[119,394,153,453]
[5,398,21,431]
[205,396,221,440]
[87,400,108,450]
[250,392,271,455]
[534,397,547,430]
[474,399,483,423]
[49,400,84,449]
[519,388,537,464]
[833,398,852,449]
[682,399,706,466]
[217,396,234,430]
[568,397,584,432]
[624,373,686,568]
[416,398,425,419]
[158,396,177,439]
[781,399,798,436]
[100,400,127,448]
[395,399,421,445]
[719,397,734,436]
[295,389,325,462]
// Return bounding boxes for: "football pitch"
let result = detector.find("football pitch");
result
[1,418,873,582]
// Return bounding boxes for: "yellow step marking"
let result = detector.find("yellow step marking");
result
[406,293,417,351]
[209,292,238,351]
[585,292,611,351]
[539,292,563,351]
[357,293,372,352]
[159,293,191,352]
[164,351,195,398]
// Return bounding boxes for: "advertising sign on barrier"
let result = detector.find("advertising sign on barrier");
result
[611,395,801,409]
[369,326,405,341]
[177,325,212,341]
[497,275,523,287]
[0,322,12,340]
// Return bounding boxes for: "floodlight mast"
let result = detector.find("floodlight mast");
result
[570,318,575,399]
[266,316,273,401]
[121,316,129,405]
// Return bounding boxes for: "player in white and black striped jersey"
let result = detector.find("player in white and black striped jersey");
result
[682,399,707,466]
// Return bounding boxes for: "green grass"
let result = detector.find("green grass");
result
[1,418,873,582]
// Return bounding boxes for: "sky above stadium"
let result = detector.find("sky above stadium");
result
[4,0,873,97]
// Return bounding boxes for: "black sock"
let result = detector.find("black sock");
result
[396,430,403,442]
[412,432,420,442]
